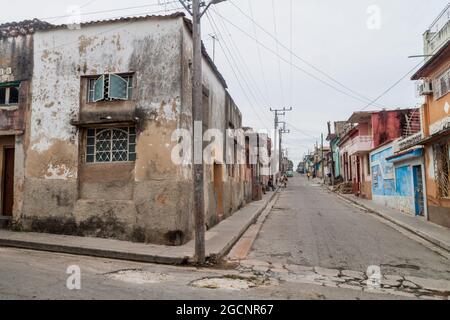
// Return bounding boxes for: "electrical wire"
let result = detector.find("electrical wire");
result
[271,0,285,107]
[228,0,385,109]
[210,7,272,115]
[213,10,386,107]
[206,11,271,129]
[248,0,271,106]
[360,60,425,111]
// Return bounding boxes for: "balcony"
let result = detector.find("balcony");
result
[425,4,450,57]
[347,136,374,155]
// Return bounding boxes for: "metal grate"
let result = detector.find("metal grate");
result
[434,141,449,199]
[86,127,136,163]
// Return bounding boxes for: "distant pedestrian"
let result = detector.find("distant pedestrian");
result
[282,175,287,188]
[268,178,275,191]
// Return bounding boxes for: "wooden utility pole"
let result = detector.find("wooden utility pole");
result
[270,107,292,182]
[192,0,205,265]
[327,121,335,185]
[178,0,227,265]
[321,133,324,181]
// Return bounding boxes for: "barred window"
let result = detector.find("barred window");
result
[86,127,136,163]
[433,69,450,99]
[434,140,449,198]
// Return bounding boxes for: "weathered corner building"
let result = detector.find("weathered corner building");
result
[0,19,53,225]
[0,14,253,244]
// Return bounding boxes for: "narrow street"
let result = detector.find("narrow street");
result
[1,174,449,300]
[247,174,450,281]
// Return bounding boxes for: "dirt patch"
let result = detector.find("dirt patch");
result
[105,269,173,284]
[190,274,276,290]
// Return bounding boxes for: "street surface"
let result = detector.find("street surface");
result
[248,175,450,280]
[0,174,449,300]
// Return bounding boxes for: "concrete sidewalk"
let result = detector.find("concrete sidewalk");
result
[332,190,450,253]
[0,190,278,265]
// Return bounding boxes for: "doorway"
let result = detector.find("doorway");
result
[213,163,224,219]
[412,165,424,217]
[2,148,15,216]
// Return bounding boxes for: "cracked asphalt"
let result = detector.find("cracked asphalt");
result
[0,174,448,300]
[0,246,403,300]
[247,175,450,281]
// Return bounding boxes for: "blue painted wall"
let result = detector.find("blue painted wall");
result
[371,147,395,196]
[395,166,412,196]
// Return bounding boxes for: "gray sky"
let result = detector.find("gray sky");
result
[1,0,448,164]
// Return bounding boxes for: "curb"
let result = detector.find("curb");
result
[0,237,189,265]
[330,190,450,253]
[0,189,280,266]
[208,187,280,263]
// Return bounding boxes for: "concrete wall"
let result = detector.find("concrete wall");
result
[0,34,34,220]
[21,17,196,245]
[181,22,247,230]
[370,143,425,216]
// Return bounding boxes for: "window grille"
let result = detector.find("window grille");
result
[433,140,450,198]
[86,127,136,163]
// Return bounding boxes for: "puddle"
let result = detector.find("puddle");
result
[105,269,173,284]
[191,275,276,290]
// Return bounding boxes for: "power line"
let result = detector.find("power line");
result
[213,10,385,107]
[39,1,181,22]
[228,0,385,109]
[210,7,273,120]
[289,0,294,108]
[360,60,425,111]
[34,7,184,54]
[248,0,272,106]
[205,11,271,129]
[271,0,285,107]
[207,11,270,127]
[285,121,321,140]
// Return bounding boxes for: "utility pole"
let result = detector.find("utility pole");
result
[279,122,290,174]
[321,133,324,182]
[208,34,218,62]
[270,107,292,183]
[327,121,335,186]
[178,0,226,265]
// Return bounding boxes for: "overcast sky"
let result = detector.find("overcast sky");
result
[1,0,448,164]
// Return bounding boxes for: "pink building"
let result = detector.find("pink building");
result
[338,109,420,199]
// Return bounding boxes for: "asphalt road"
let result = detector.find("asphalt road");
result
[248,175,450,280]
[0,247,399,300]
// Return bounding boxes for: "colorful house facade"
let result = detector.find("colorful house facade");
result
[338,109,419,199]
[370,141,426,217]
[409,5,450,227]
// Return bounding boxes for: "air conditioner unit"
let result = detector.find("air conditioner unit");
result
[417,81,433,96]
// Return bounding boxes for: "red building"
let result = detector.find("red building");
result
[338,109,420,199]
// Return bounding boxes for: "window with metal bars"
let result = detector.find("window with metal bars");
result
[433,140,449,199]
[86,127,136,163]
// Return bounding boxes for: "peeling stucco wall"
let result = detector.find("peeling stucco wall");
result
[21,17,196,245]
[0,34,34,220]
[181,22,247,230]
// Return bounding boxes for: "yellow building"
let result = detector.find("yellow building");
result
[411,5,450,227]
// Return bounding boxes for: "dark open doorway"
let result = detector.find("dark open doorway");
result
[2,147,15,216]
